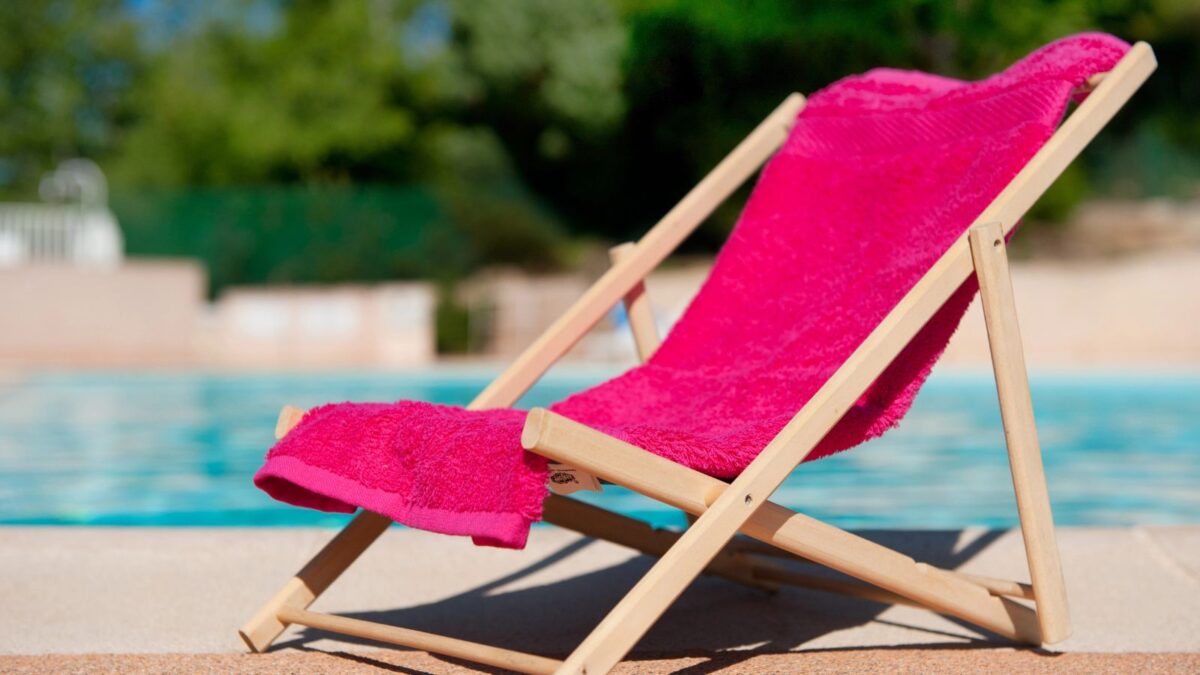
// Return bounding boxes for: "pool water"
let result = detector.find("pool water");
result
[0,369,1196,530]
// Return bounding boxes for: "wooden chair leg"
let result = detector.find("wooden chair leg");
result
[970,223,1071,644]
[239,510,392,652]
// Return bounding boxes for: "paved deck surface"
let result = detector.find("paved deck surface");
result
[2,525,1198,671]
[4,650,1198,673]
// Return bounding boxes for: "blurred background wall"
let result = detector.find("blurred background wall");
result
[1,0,1197,366]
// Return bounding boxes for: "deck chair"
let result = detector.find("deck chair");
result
[240,38,1155,674]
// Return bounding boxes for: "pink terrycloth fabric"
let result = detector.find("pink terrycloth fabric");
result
[256,34,1130,549]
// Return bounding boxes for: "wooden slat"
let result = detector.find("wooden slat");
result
[1074,70,1108,95]
[278,607,561,675]
[727,512,1035,600]
[748,558,920,607]
[548,495,1033,603]
[612,240,693,532]
[547,241,667,494]
[543,495,774,592]
[961,572,1035,601]
[609,242,662,361]
[970,222,1070,641]
[274,405,306,440]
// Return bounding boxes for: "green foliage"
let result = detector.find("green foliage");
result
[421,0,629,245]
[448,0,626,132]
[3,0,1199,301]
[596,0,1200,243]
[0,1,142,197]
[1028,163,1090,224]
[110,185,444,295]
[434,288,472,353]
[110,0,419,186]
[419,125,567,274]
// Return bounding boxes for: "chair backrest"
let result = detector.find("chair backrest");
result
[554,33,1132,465]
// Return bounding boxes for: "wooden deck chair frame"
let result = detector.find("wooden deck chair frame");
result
[240,43,1156,675]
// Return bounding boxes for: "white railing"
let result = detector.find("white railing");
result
[0,203,124,267]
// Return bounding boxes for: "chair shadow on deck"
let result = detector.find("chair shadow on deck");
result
[274,527,1027,673]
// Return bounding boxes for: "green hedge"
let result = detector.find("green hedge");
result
[111,185,445,296]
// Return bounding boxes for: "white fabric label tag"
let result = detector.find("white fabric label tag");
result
[546,462,603,494]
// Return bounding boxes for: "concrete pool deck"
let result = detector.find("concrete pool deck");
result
[2,525,1198,672]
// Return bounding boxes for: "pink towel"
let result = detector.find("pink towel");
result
[256,34,1129,549]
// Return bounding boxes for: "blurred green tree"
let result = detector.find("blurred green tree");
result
[594,0,1199,245]
[111,0,418,185]
[0,1,143,197]
[107,0,588,297]
[2,0,1197,303]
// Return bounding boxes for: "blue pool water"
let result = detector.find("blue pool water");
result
[0,369,1196,529]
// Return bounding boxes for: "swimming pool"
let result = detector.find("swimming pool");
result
[0,369,1196,529]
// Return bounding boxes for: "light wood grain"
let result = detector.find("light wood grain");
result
[274,405,305,440]
[546,241,665,495]
[748,559,920,607]
[609,242,662,361]
[278,607,561,674]
[970,222,1070,642]
[542,495,774,592]
[239,510,392,652]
